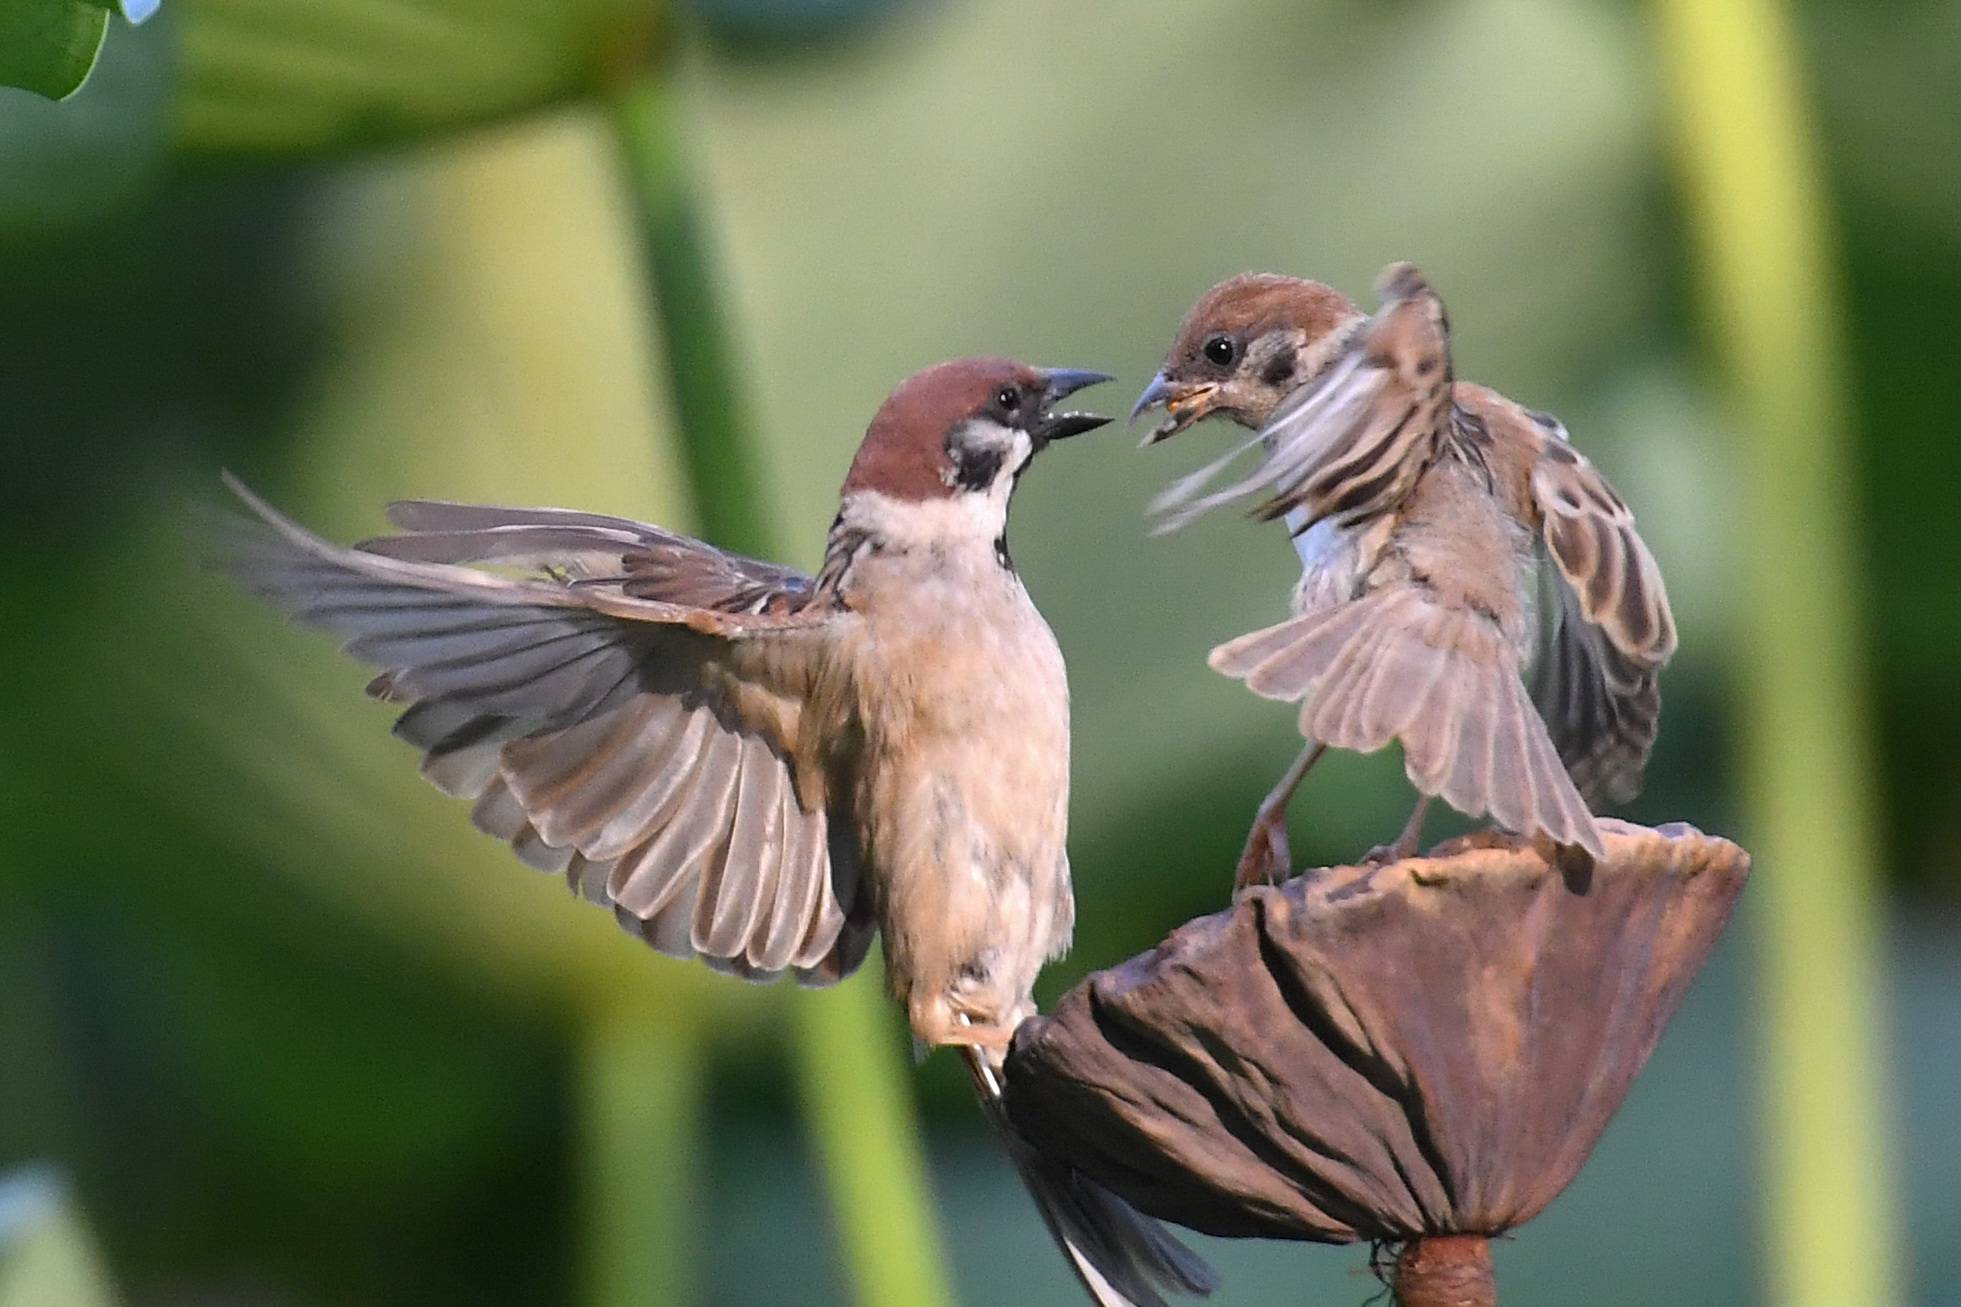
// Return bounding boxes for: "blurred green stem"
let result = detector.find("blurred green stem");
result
[577,1010,701,1307]
[1650,2,1901,1303]
[605,72,957,1307]
[791,983,956,1307]
[609,74,773,553]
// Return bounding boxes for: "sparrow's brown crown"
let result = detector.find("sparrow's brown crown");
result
[1165,273,1356,369]
[842,357,1110,502]
[1133,274,1362,442]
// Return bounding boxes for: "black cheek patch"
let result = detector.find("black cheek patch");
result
[946,435,1008,492]
[1260,354,1296,387]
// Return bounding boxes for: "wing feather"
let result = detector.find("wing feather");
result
[368,501,816,616]
[221,476,870,987]
[1527,438,1678,804]
[421,743,501,800]
[570,710,706,861]
[701,742,787,959]
[504,700,665,822]
[753,784,819,974]
[608,763,719,919]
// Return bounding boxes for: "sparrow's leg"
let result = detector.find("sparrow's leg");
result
[1234,741,1327,891]
[1366,793,1436,864]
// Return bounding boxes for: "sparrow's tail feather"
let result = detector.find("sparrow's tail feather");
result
[963,1049,1217,1307]
[1211,588,1606,858]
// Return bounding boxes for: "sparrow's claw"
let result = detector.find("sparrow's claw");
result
[1233,812,1292,892]
[1362,794,1435,866]
[1360,836,1419,866]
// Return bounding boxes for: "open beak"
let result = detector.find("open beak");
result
[1033,367,1114,443]
[1129,372,1221,447]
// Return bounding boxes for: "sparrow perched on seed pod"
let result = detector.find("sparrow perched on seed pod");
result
[224,358,1215,1307]
[1134,265,1677,888]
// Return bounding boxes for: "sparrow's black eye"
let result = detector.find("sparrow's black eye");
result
[995,386,1021,412]
[1203,335,1238,367]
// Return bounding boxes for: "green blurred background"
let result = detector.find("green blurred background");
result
[1,0,1956,1303]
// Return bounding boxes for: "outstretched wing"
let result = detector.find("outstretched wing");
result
[1153,262,1453,533]
[1526,434,1678,805]
[369,498,817,616]
[220,475,872,985]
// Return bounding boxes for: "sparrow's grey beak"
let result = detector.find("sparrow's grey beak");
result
[1033,368,1114,442]
[1130,371,1220,447]
[1129,372,1175,425]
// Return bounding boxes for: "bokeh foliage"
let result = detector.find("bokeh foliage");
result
[2,0,1957,1303]
[1654,0,1900,1299]
[0,1172,117,1307]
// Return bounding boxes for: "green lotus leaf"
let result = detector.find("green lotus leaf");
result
[0,0,109,100]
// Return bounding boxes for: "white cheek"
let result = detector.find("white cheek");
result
[962,418,1028,481]
[1000,431,1035,491]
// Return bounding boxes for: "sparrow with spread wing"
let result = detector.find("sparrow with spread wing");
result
[1134,265,1676,889]
[224,358,1214,1307]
